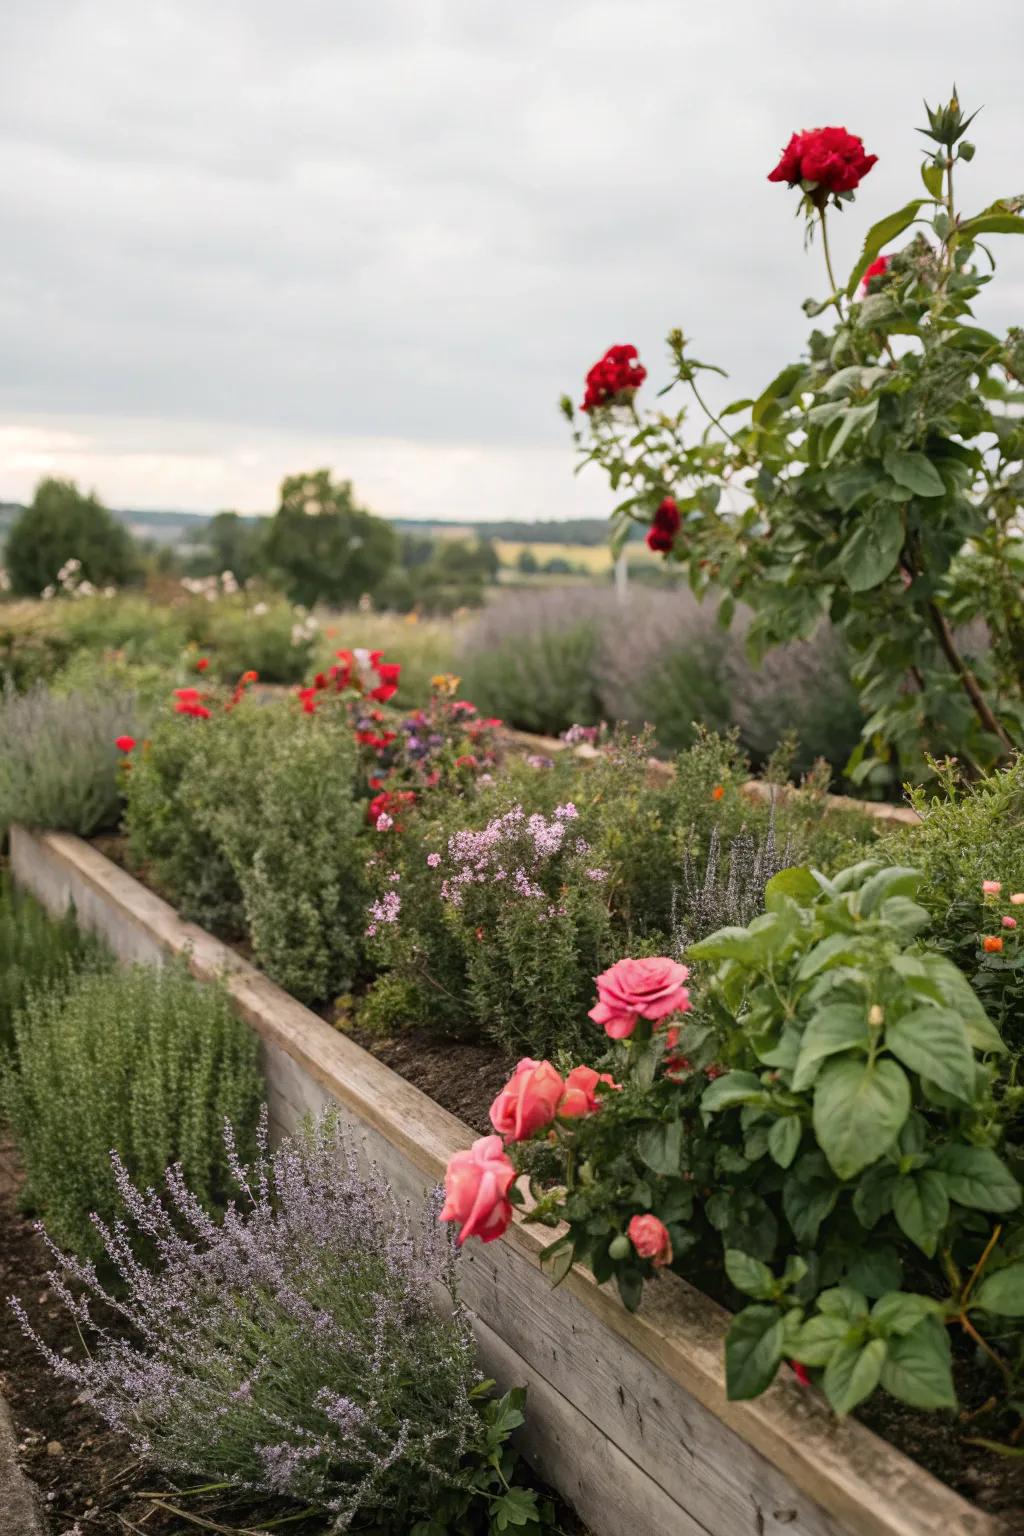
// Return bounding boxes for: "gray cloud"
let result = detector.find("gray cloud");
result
[1,0,1022,515]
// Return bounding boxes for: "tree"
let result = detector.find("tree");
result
[516,548,539,576]
[261,470,397,608]
[201,511,264,586]
[5,477,137,596]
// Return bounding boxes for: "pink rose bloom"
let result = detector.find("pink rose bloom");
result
[589,956,690,1040]
[982,881,1003,895]
[1003,916,1017,930]
[489,1059,565,1142]
[558,1064,621,1118]
[440,1135,516,1246]
[1011,893,1024,906]
[627,1213,673,1268]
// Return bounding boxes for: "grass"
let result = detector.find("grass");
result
[492,539,659,573]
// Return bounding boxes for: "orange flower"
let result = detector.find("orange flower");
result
[983,936,1004,954]
[712,785,724,801]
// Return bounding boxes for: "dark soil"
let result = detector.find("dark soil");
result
[347,1023,517,1134]
[0,1139,584,1536]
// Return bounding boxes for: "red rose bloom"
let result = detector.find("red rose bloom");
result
[196,657,209,672]
[861,254,890,289]
[115,735,136,753]
[768,127,877,198]
[581,344,647,413]
[646,497,681,555]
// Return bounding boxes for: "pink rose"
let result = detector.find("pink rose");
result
[440,1135,516,1246]
[589,956,691,1040]
[982,881,1003,895]
[557,1064,621,1119]
[627,1214,673,1268]
[489,1059,565,1142]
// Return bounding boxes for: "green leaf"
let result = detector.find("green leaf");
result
[917,957,1007,1054]
[972,1263,1024,1318]
[701,1071,765,1114]
[817,1285,869,1320]
[853,1164,897,1228]
[792,1004,870,1093]
[768,1115,803,1169]
[724,1305,784,1400]
[847,200,926,295]
[871,1291,940,1337]
[857,865,921,916]
[725,1249,775,1300]
[823,400,878,465]
[492,1486,541,1530]
[813,1057,911,1180]
[764,865,819,909]
[752,362,805,424]
[836,506,904,593]
[825,462,886,513]
[920,161,944,198]
[784,1154,840,1246]
[885,1008,976,1102]
[879,1317,956,1410]
[959,213,1024,239]
[539,1238,575,1288]
[891,1171,950,1257]
[823,1337,887,1416]
[638,1120,683,1177]
[933,1145,1022,1214]
[795,932,860,980]
[882,449,946,498]
[846,1247,903,1299]
[791,1312,850,1366]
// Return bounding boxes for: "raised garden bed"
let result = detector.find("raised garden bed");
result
[9,824,1003,1536]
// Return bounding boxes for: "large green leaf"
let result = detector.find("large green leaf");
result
[638,1120,683,1177]
[768,1115,803,1169]
[813,1057,911,1179]
[790,1312,850,1366]
[871,1291,939,1337]
[791,1004,870,1093]
[724,1306,784,1400]
[724,1249,775,1301]
[836,506,904,593]
[959,213,1024,239]
[846,200,926,295]
[885,1008,976,1102]
[878,1317,956,1410]
[752,363,806,425]
[934,1145,1022,1214]
[973,1262,1024,1318]
[823,1337,887,1416]
[882,449,946,498]
[891,1170,949,1257]
[856,865,921,916]
[700,1071,765,1114]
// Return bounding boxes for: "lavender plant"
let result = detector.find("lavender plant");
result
[0,678,141,835]
[11,1110,554,1534]
[672,811,793,949]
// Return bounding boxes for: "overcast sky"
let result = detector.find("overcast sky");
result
[1,1,1022,521]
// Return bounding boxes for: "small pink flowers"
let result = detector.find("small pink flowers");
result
[982,880,1003,895]
[589,956,691,1041]
[426,852,441,868]
[115,735,136,753]
[440,1136,516,1247]
[627,1214,673,1268]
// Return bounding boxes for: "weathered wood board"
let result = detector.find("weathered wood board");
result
[10,826,996,1536]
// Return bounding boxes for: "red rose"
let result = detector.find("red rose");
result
[589,956,691,1040]
[768,127,877,198]
[489,1058,565,1142]
[645,496,681,555]
[115,734,136,753]
[298,686,318,714]
[558,1064,621,1118]
[581,344,647,413]
[174,700,211,719]
[861,254,890,289]
[627,1213,673,1268]
[440,1135,516,1246]
[196,657,209,672]
[368,788,415,828]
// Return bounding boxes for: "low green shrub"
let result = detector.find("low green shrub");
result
[0,874,107,1052]
[0,680,140,836]
[198,597,316,684]
[459,621,603,736]
[125,698,366,1002]
[2,961,263,1258]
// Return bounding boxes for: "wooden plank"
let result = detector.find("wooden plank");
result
[9,828,999,1536]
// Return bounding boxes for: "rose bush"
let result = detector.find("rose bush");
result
[566,91,1024,789]
[441,861,1024,1432]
